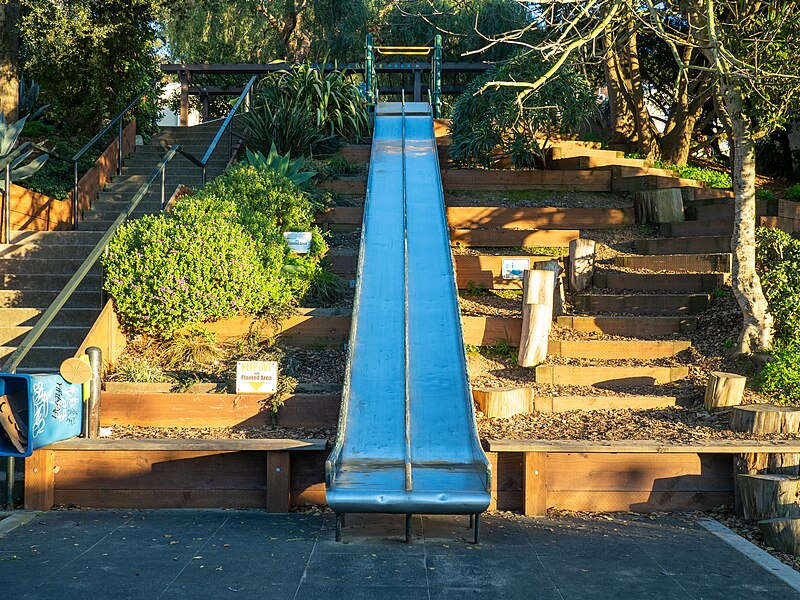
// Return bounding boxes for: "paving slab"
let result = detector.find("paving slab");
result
[0,510,798,599]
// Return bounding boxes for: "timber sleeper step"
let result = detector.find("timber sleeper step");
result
[557,315,697,335]
[450,228,580,248]
[612,254,731,273]
[547,339,691,359]
[572,293,711,315]
[660,220,733,237]
[593,270,725,293]
[536,395,694,412]
[535,364,690,387]
[635,235,731,255]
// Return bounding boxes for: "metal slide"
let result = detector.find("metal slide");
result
[325,101,491,540]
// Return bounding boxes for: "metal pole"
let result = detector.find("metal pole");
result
[86,347,102,438]
[160,165,166,210]
[433,34,442,119]
[473,513,481,544]
[202,165,207,186]
[413,67,421,103]
[117,119,123,176]
[228,125,233,162]
[73,160,79,230]
[335,512,343,542]
[100,244,109,308]
[405,513,412,544]
[3,162,10,244]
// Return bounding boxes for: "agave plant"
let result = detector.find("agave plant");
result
[0,113,48,191]
[244,144,317,187]
[19,77,49,121]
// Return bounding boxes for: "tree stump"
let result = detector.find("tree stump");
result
[732,404,800,514]
[634,188,685,224]
[738,474,800,521]
[518,269,554,368]
[758,517,800,555]
[533,259,565,318]
[473,386,534,419]
[568,239,595,293]
[731,405,800,435]
[704,371,746,412]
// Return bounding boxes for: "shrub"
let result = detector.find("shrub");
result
[756,189,775,202]
[672,164,731,189]
[102,213,291,337]
[785,184,800,201]
[241,63,368,157]
[760,340,800,404]
[755,226,800,341]
[449,55,597,168]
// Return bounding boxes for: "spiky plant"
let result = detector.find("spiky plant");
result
[0,113,48,191]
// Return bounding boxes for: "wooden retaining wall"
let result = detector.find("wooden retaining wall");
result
[9,121,136,231]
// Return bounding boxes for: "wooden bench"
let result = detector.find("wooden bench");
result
[25,438,327,513]
[484,439,800,516]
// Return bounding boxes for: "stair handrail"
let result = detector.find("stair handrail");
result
[178,75,257,185]
[68,81,157,231]
[1,144,181,374]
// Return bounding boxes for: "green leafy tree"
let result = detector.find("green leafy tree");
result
[18,0,163,133]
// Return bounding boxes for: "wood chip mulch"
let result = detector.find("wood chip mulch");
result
[476,407,800,442]
[109,425,337,443]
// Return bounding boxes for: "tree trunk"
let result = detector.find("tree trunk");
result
[724,80,774,353]
[603,27,636,146]
[623,24,660,160]
[0,0,20,122]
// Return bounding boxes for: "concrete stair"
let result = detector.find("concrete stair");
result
[0,121,230,371]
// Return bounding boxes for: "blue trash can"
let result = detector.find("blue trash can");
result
[0,373,83,457]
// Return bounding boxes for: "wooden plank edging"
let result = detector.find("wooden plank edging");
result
[485,439,800,453]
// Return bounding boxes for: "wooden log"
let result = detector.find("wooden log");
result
[704,371,746,412]
[518,270,554,367]
[533,259,565,318]
[738,474,800,521]
[24,449,55,511]
[473,387,534,419]
[568,239,595,292]
[523,452,547,516]
[634,188,685,224]
[758,517,800,555]
[266,451,291,513]
[731,405,800,435]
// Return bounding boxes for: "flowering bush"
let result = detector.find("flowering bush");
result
[102,165,331,337]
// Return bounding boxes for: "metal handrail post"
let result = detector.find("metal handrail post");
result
[72,160,79,230]
[433,34,442,119]
[161,164,166,209]
[117,119,123,176]
[3,162,10,244]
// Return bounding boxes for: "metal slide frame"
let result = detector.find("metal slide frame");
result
[325,97,491,543]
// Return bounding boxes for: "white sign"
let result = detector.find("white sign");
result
[284,231,312,254]
[501,257,530,280]
[236,361,278,394]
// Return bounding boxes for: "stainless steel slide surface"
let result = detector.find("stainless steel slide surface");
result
[325,102,492,515]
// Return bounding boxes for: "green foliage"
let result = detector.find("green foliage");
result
[102,212,285,337]
[0,113,48,191]
[449,54,596,168]
[19,0,163,134]
[756,227,800,341]
[104,165,331,336]
[323,155,364,177]
[18,77,49,121]
[241,63,368,157]
[160,328,222,370]
[22,133,102,199]
[243,145,317,187]
[465,341,517,362]
[760,340,800,404]
[785,184,800,201]
[756,189,775,202]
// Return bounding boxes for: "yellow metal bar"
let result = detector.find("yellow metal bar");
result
[375,46,432,56]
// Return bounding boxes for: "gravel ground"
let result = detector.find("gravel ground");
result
[282,347,346,385]
[459,293,522,317]
[452,245,568,256]
[327,229,361,249]
[445,190,633,208]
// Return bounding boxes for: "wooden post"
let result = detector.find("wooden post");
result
[518,269,554,367]
[266,451,290,513]
[486,451,499,512]
[568,239,595,292]
[179,70,189,127]
[472,387,533,419]
[24,449,55,511]
[704,372,746,411]
[758,517,800,555]
[738,474,800,521]
[533,259,565,318]
[634,189,684,224]
[523,452,547,516]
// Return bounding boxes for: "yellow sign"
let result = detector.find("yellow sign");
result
[235,361,278,394]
